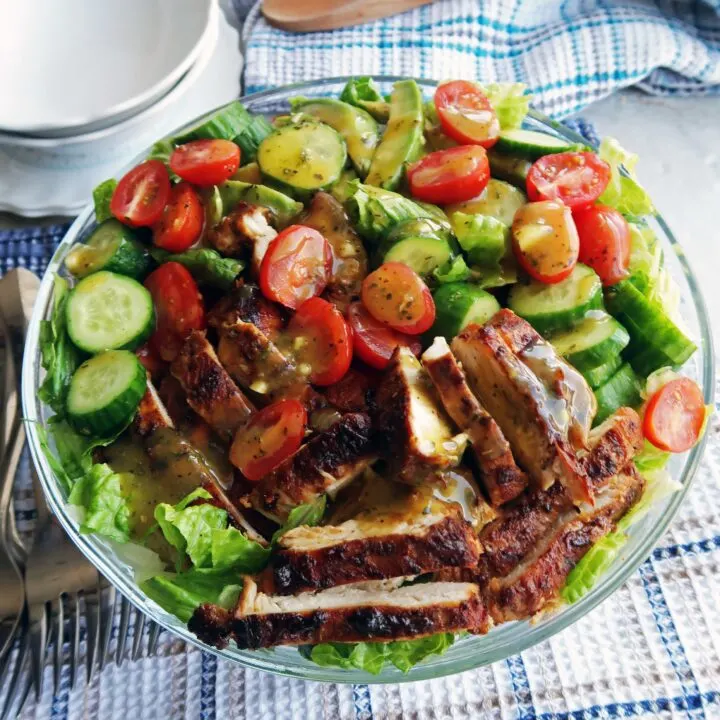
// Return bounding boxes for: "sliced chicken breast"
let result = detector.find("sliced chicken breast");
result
[134,379,174,437]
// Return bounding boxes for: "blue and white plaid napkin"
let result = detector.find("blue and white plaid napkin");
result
[237,0,720,117]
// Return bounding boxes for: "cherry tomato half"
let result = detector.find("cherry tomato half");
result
[573,204,631,286]
[259,224,333,310]
[512,200,579,284]
[286,297,352,386]
[643,377,705,453]
[230,399,307,481]
[434,80,500,148]
[110,159,171,228]
[169,139,241,186]
[347,302,422,370]
[144,262,206,362]
[153,182,204,253]
[407,145,490,205]
[526,152,611,210]
[361,262,435,335]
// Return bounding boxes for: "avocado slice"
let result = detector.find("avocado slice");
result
[365,80,424,191]
[216,181,303,227]
[292,98,379,178]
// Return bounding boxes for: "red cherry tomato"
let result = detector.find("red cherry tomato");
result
[526,152,611,210]
[110,159,171,228]
[135,342,167,380]
[407,146,490,205]
[230,399,307,481]
[169,139,241,186]
[259,225,333,310]
[512,200,579,284]
[573,204,631,286]
[347,302,422,370]
[361,262,435,335]
[144,262,206,362]
[286,297,352,386]
[643,378,705,453]
[152,182,204,253]
[434,80,500,148]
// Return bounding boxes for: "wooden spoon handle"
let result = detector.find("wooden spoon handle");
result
[262,0,432,32]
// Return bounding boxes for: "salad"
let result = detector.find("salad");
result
[39,77,709,674]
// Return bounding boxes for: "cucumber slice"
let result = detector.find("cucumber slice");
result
[508,264,603,334]
[382,237,454,278]
[258,122,347,198]
[487,150,533,189]
[582,355,623,389]
[66,271,155,354]
[446,179,526,227]
[593,363,642,425]
[67,350,147,436]
[233,115,273,164]
[292,98,379,178]
[174,101,252,143]
[548,312,630,371]
[365,79,424,191]
[450,212,508,267]
[217,181,303,227]
[495,129,575,159]
[623,341,676,378]
[65,220,151,280]
[432,283,501,340]
[605,279,696,366]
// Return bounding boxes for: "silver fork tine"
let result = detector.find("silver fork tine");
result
[147,622,161,657]
[97,584,116,672]
[131,609,146,661]
[0,621,29,720]
[51,596,64,696]
[84,579,102,683]
[115,597,131,666]
[68,592,81,690]
[28,601,49,700]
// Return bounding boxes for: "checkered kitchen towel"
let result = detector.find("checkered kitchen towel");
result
[236,0,720,117]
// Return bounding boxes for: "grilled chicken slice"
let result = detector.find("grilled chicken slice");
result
[271,506,481,594]
[134,379,174,437]
[299,192,368,311]
[487,466,644,622]
[171,331,255,440]
[247,412,376,522]
[451,316,592,504]
[189,577,489,649]
[375,347,467,483]
[422,337,527,506]
[207,282,285,342]
[208,202,277,273]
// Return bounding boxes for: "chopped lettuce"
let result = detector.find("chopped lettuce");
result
[310,633,456,675]
[634,440,671,473]
[468,259,519,289]
[92,179,117,223]
[433,255,470,284]
[211,526,271,572]
[150,248,243,291]
[339,77,390,122]
[68,463,131,543]
[478,83,531,130]
[628,223,662,295]
[271,496,327,545]
[451,212,509,267]
[38,276,82,416]
[598,137,654,219]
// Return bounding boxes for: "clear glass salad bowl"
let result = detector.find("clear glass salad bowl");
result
[21,77,715,683]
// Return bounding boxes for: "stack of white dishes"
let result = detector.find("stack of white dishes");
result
[0,0,244,217]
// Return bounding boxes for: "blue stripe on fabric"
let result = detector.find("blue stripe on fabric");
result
[652,535,720,561]
[200,652,217,720]
[638,558,706,717]
[352,683,373,720]
[49,658,70,720]
[506,654,537,720]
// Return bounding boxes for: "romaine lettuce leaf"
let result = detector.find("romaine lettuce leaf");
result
[211,526,271,573]
[628,223,662,295]
[149,248,243,291]
[598,137,654,218]
[433,255,470,284]
[92,178,117,223]
[68,463,131,543]
[478,83,531,130]
[271,496,327,544]
[450,212,509,267]
[339,77,390,121]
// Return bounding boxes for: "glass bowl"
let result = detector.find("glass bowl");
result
[21,77,715,683]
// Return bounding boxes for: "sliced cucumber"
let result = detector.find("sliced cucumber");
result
[65,220,151,280]
[582,355,623,389]
[450,212,508,267]
[174,101,252,143]
[234,115,273,164]
[217,180,303,227]
[623,341,676,378]
[508,264,603,334]
[66,271,155,354]
[495,129,575,159]
[605,279,696,367]
[548,312,630,371]
[67,350,147,436]
[365,79,424,191]
[378,217,455,276]
[258,122,347,198]
[432,283,501,340]
[593,363,643,425]
[446,179,526,227]
[292,98,379,178]
[487,150,533,189]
